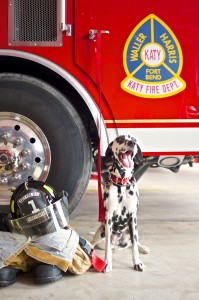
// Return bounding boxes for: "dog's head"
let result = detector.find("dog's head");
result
[105,134,143,171]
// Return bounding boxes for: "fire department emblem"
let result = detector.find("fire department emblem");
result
[121,14,186,98]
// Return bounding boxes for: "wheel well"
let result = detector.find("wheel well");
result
[0,56,99,148]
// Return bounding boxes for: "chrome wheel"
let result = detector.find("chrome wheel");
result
[0,112,50,204]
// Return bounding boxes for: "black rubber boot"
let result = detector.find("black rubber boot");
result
[0,267,20,287]
[34,264,62,284]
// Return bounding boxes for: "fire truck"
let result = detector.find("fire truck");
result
[0,0,199,212]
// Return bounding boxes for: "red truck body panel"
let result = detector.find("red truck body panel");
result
[1,0,199,155]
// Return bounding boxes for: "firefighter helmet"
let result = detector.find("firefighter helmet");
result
[8,180,69,237]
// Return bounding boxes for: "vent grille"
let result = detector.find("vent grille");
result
[9,0,62,47]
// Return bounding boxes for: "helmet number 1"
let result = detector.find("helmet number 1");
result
[28,200,40,214]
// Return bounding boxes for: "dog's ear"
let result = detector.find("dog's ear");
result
[134,144,144,165]
[105,141,114,165]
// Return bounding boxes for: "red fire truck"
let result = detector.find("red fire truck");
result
[0,0,198,212]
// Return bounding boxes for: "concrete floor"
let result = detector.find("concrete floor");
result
[2,164,199,299]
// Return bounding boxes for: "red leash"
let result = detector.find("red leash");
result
[95,31,105,222]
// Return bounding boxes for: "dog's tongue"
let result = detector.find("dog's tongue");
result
[121,152,133,168]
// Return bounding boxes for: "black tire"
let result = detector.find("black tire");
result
[0,73,92,213]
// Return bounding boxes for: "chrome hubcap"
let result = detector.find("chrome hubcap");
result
[0,112,51,204]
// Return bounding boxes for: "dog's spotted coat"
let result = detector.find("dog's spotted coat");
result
[91,134,150,272]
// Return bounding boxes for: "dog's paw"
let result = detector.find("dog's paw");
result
[134,262,145,272]
[103,263,112,273]
[138,243,150,254]
[133,258,145,271]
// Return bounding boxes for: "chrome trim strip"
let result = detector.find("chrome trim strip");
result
[60,0,66,31]
[107,127,199,152]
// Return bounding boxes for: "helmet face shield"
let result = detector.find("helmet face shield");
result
[8,194,69,237]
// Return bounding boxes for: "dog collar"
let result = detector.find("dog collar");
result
[110,175,132,186]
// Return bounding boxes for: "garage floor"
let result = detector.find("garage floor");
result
[1,164,199,300]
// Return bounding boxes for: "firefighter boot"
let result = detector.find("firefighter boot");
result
[34,264,63,284]
[0,267,20,287]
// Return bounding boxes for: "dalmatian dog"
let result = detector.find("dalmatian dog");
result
[91,134,150,272]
